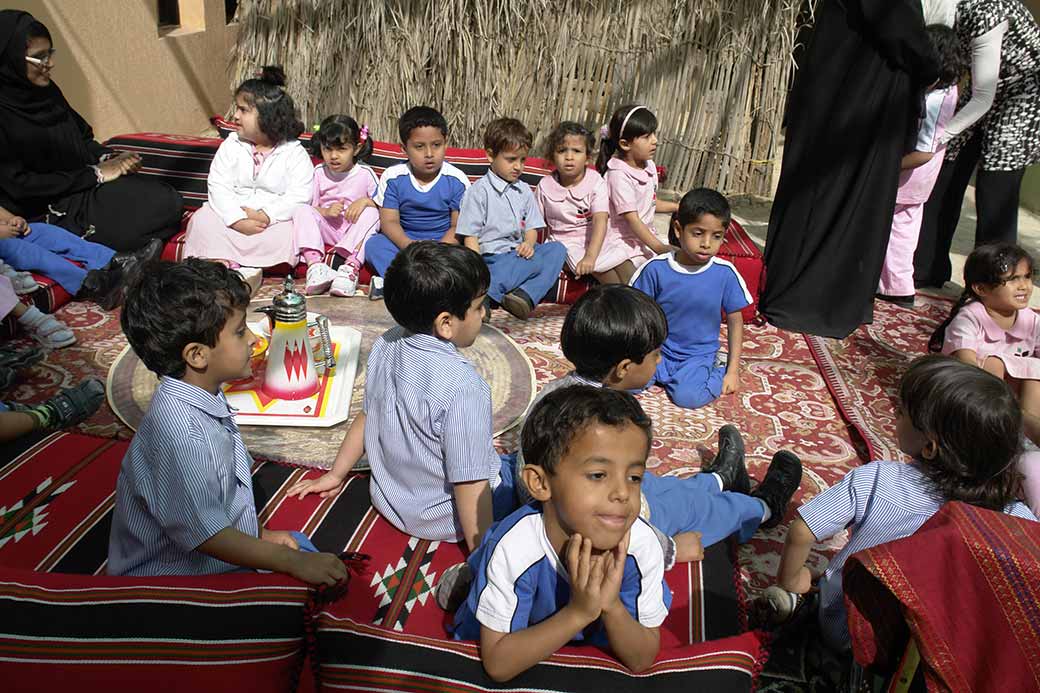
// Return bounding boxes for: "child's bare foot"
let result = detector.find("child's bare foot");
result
[673,531,703,562]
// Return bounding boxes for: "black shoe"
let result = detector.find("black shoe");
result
[110,238,163,275]
[44,378,105,428]
[701,424,748,494]
[751,450,802,529]
[78,265,125,310]
[0,344,45,371]
[875,293,915,308]
[501,289,534,320]
[482,296,492,323]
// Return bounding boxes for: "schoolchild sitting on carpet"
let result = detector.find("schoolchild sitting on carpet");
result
[363,106,470,282]
[452,386,671,680]
[292,114,380,297]
[456,117,566,321]
[771,355,1037,652]
[631,188,752,409]
[930,243,1040,516]
[108,258,346,585]
[521,284,801,551]
[182,67,334,295]
[288,242,517,552]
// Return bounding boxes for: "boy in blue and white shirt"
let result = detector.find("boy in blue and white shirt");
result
[453,386,670,681]
[364,106,471,277]
[456,118,566,321]
[630,188,752,409]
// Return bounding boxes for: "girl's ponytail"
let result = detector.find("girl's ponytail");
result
[595,125,617,175]
[928,288,973,353]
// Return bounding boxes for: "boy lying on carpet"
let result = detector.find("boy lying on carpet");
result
[451,386,671,680]
[289,241,517,551]
[518,284,802,549]
[107,258,346,585]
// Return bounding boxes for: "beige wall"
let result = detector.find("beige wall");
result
[10,0,237,139]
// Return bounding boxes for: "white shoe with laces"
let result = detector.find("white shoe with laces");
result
[329,265,359,298]
[305,262,336,295]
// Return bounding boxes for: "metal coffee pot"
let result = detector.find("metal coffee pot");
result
[254,277,333,400]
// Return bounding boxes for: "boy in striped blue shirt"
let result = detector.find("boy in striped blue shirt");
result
[108,259,346,585]
[289,242,517,551]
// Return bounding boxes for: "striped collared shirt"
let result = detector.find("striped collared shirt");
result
[800,461,1037,649]
[364,326,501,542]
[108,376,259,576]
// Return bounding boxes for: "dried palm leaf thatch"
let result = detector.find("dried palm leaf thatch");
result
[230,0,814,196]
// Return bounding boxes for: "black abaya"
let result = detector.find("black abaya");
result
[759,0,939,338]
[0,10,182,251]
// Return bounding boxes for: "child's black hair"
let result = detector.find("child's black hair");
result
[235,66,304,144]
[928,243,1035,352]
[310,114,373,162]
[522,385,652,476]
[544,121,595,160]
[668,188,732,245]
[561,284,668,381]
[398,105,448,143]
[595,104,658,175]
[384,241,490,334]
[927,24,968,90]
[120,258,251,379]
[899,355,1023,511]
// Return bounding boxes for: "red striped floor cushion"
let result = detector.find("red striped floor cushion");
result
[108,127,763,313]
[0,566,313,693]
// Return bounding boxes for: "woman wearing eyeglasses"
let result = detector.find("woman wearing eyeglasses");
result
[0,10,182,254]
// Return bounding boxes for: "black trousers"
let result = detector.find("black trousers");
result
[913,131,1026,287]
[48,175,183,252]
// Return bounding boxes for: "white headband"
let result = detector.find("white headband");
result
[618,105,647,141]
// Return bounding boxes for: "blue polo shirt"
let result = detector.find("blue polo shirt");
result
[375,162,470,238]
[452,504,670,644]
[455,170,545,255]
[630,254,752,362]
[108,377,259,576]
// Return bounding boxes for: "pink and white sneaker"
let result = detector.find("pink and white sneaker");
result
[330,265,360,298]
[305,262,336,295]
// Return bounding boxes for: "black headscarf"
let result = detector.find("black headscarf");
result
[0,10,69,125]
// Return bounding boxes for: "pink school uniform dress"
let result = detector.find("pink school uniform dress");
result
[604,157,660,268]
[942,300,1040,379]
[291,163,380,265]
[183,132,319,268]
[878,85,958,297]
[534,169,631,273]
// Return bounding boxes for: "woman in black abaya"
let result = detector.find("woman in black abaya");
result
[0,10,182,252]
[759,0,939,338]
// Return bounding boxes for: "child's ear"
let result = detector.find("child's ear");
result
[485,148,496,164]
[920,437,940,461]
[613,359,635,381]
[182,342,209,371]
[970,282,990,300]
[521,464,552,502]
[617,138,631,153]
[432,311,455,341]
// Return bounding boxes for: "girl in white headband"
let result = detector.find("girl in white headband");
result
[595,105,678,273]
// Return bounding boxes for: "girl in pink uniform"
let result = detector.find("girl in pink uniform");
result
[292,115,380,297]
[534,122,632,284]
[930,243,1040,515]
[595,105,678,274]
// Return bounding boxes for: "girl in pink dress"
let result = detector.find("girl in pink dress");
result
[930,243,1040,515]
[182,67,333,294]
[534,122,631,284]
[595,105,678,274]
[292,115,380,297]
